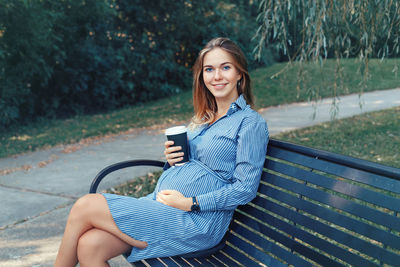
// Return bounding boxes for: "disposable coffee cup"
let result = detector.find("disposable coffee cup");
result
[165,126,189,166]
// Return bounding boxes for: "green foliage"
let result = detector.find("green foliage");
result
[0,1,56,125]
[111,0,262,100]
[255,0,400,61]
[254,0,400,113]
[0,0,262,129]
[0,0,118,127]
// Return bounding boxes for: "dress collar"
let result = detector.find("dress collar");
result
[226,94,247,116]
[189,94,248,138]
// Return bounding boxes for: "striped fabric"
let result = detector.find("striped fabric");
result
[102,94,269,262]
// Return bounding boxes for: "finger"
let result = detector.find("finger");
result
[167,157,184,166]
[164,147,182,157]
[165,152,183,162]
[165,140,174,148]
[156,193,165,203]
[165,155,183,163]
[168,146,182,153]
[132,240,148,249]
[168,151,184,159]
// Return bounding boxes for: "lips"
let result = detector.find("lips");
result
[212,83,228,88]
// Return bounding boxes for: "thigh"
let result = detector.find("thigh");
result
[77,194,147,248]
[77,228,131,262]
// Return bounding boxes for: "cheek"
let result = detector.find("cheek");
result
[202,73,212,84]
[228,72,241,82]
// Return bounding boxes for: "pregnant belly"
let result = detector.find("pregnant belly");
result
[155,160,228,197]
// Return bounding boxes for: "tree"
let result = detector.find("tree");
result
[0,0,261,128]
[254,0,400,115]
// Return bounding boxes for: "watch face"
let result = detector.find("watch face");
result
[191,204,200,211]
[191,197,200,211]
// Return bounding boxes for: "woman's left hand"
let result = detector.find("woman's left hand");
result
[156,190,192,211]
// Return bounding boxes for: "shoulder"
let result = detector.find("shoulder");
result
[240,106,268,130]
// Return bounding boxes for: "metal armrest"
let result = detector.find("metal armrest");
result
[89,159,165,193]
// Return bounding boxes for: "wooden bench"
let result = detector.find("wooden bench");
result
[90,139,400,266]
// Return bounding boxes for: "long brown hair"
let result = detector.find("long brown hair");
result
[191,37,253,126]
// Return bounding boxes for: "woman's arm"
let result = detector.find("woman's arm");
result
[196,119,269,211]
[156,119,269,212]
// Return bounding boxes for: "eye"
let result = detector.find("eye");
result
[204,67,213,72]
[223,65,231,71]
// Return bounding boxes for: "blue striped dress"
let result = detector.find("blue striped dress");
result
[102,94,269,262]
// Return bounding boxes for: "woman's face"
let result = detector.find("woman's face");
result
[202,48,241,105]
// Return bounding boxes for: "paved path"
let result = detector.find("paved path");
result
[1,88,399,267]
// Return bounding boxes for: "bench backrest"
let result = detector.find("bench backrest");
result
[227,139,400,266]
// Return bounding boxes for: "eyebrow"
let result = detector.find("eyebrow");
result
[203,62,232,68]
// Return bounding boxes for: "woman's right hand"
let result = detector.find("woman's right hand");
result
[164,140,184,166]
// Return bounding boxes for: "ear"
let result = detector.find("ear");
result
[237,72,243,82]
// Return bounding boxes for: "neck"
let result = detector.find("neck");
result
[216,102,231,116]
[211,99,233,124]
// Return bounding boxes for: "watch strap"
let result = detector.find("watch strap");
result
[191,196,200,211]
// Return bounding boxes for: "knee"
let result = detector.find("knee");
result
[68,194,98,223]
[77,231,102,263]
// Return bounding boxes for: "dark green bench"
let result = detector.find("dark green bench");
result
[90,139,400,266]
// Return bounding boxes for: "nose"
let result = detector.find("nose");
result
[214,68,222,80]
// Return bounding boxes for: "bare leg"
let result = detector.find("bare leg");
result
[54,194,147,267]
[77,228,132,267]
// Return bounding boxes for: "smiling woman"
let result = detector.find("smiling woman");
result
[54,37,269,266]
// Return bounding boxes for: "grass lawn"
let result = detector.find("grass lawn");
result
[276,106,400,169]
[108,106,400,197]
[1,58,400,159]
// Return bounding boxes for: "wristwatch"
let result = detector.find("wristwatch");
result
[190,196,200,212]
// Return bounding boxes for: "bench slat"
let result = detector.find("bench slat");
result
[181,257,207,266]
[262,173,400,232]
[140,256,204,267]
[139,258,169,266]
[251,195,400,266]
[267,146,400,194]
[237,205,378,267]
[210,251,241,266]
[234,209,342,266]
[228,233,288,267]
[258,179,400,245]
[159,257,182,266]
[201,255,228,267]
[220,244,260,266]
[268,140,400,182]
[266,159,400,212]
[131,260,146,267]
[254,185,400,265]
[230,220,312,267]
[254,193,400,251]
[168,256,193,266]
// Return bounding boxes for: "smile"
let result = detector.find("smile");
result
[212,83,228,88]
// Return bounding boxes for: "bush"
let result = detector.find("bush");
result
[0,0,118,126]
[0,0,264,129]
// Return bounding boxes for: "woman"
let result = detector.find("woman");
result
[55,37,269,266]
